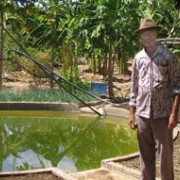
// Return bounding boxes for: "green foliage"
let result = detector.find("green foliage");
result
[0,88,95,102]
[137,0,179,38]
[1,0,179,92]
[10,48,51,78]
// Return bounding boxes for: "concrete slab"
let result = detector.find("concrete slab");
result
[0,102,80,111]
[80,104,129,117]
[72,168,139,180]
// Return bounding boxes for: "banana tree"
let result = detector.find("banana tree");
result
[137,0,180,58]
[0,11,3,86]
[16,0,69,88]
[138,0,179,37]
[0,0,15,87]
[76,0,140,98]
[0,0,39,87]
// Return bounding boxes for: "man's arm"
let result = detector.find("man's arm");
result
[168,54,180,129]
[168,94,180,129]
[128,58,138,130]
[129,106,137,129]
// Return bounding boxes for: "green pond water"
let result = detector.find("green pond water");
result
[0,111,138,173]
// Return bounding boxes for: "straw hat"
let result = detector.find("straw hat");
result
[135,19,161,34]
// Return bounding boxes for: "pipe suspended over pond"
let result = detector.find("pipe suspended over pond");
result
[7,49,113,116]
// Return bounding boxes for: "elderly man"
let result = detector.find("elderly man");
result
[129,19,180,180]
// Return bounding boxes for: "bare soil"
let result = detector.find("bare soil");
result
[2,64,131,99]
[0,173,63,180]
[119,133,180,180]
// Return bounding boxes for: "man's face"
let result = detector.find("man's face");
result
[139,29,159,47]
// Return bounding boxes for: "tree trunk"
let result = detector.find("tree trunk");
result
[98,57,101,74]
[50,43,55,89]
[92,56,96,75]
[0,12,4,87]
[102,53,108,79]
[107,42,114,98]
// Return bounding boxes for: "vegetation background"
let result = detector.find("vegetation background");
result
[0,0,179,99]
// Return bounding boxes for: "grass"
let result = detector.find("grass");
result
[0,88,97,103]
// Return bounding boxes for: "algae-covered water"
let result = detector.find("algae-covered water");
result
[0,111,138,173]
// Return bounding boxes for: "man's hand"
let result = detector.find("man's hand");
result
[129,112,137,129]
[168,114,178,129]
[129,106,137,130]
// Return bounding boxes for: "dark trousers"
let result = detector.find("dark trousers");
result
[137,115,174,180]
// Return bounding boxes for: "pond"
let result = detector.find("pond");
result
[0,111,138,173]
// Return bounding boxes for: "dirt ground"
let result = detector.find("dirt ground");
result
[120,133,180,180]
[0,173,63,180]
[2,64,131,99]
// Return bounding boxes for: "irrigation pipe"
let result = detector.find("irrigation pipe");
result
[7,49,113,103]
[157,38,180,45]
[7,49,113,116]
[0,23,119,116]
[0,23,114,105]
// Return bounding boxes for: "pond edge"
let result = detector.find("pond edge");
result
[0,101,130,118]
[0,167,77,180]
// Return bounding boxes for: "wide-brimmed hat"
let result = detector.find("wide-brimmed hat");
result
[135,19,162,34]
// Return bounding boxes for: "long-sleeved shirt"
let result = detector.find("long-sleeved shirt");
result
[129,44,179,119]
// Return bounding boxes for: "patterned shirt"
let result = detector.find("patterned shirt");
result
[129,44,179,119]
